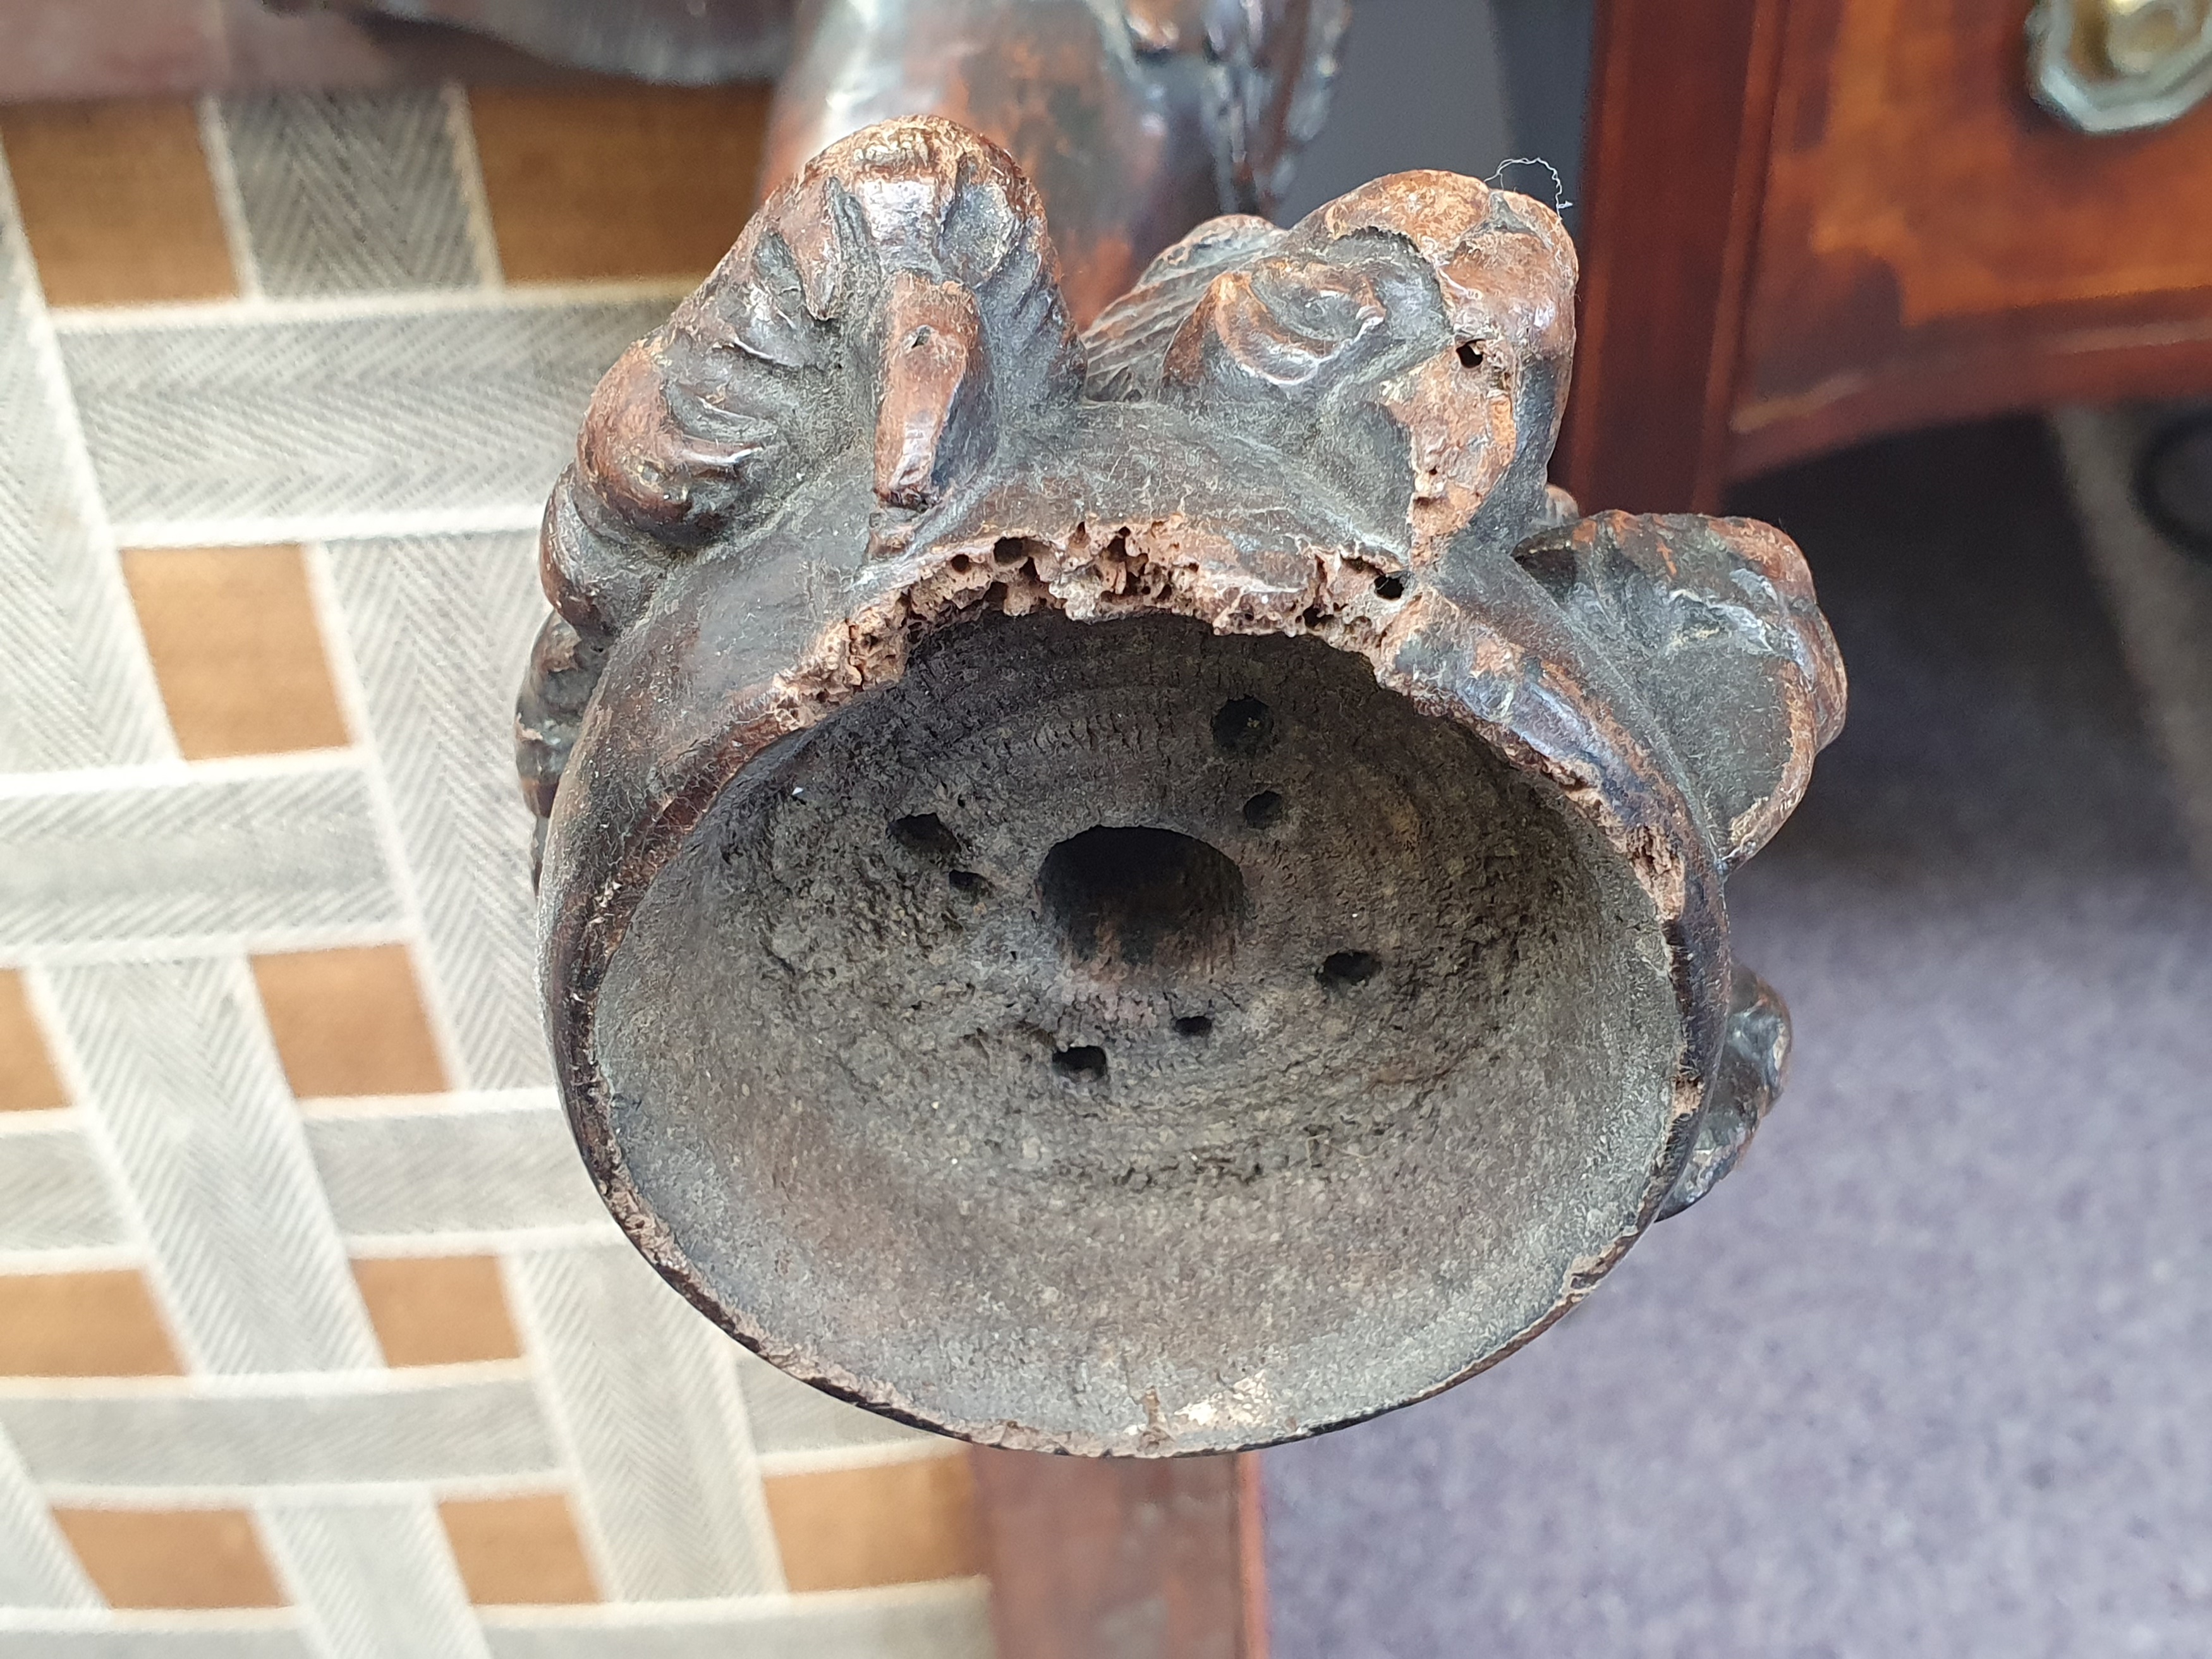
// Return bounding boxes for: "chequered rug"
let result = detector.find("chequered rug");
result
[0,85,988,1659]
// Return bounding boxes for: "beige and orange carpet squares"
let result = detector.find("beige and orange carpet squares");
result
[0,85,989,1658]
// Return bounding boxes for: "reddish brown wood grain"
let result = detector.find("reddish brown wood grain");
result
[1239,1454,1270,1659]
[1729,0,2212,478]
[967,1449,1265,1659]
[1558,0,1790,513]
[1569,0,2212,509]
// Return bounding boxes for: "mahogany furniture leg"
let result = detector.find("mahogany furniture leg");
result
[761,0,1347,325]
[968,1449,1268,1659]
[1558,0,1788,514]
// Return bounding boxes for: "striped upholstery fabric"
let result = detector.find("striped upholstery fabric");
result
[0,85,988,1659]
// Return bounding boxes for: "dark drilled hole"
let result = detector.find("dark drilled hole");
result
[1243,791,1284,829]
[1039,826,1246,973]
[948,869,989,895]
[1318,949,1380,988]
[1052,1045,1107,1081]
[1173,1015,1214,1038]
[992,536,1027,564]
[949,552,973,573]
[889,813,962,863]
[1457,339,1486,369]
[1212,696,1275,758]
[1373,573,1405,601]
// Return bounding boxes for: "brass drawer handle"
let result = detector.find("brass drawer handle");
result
[2031,0,2212,132]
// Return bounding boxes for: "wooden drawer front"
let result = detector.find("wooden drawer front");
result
[1733,0,2212,477]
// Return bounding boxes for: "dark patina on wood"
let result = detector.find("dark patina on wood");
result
[767,0,1347,326]
[516,117,1845,1457]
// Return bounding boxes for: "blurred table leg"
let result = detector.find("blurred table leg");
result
[968,1448,1267,1659]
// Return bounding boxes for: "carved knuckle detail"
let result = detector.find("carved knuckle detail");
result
[518,117,1095,827]
[1660,964,1792,1219]
[1512,511,1847,868]
[1101,167,1579,563]
[514,610,604,821]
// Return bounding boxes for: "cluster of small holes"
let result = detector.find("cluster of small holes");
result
[1216,713,1380,987]
[899,694,1387,1085]
[889,813,988,897]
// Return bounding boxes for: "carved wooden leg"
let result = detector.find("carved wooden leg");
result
[514,37,1843,1659]
[516,104,1840,1422]
[750,13,1347,1650]
[762,0,1348,325]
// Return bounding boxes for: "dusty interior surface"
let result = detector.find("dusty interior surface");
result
[597,612,1680,1450]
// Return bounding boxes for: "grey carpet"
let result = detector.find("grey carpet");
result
[2056,404,2212,878]
[1262,418,2212,1658]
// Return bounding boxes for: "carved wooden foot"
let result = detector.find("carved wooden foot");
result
[516,118,1845,1455]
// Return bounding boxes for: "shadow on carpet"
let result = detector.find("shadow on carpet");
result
[1263,417,2212,1659]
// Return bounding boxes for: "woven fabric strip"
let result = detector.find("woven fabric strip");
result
[220,92,482,299]
[0,84,979,1659]
[0,159,173,773]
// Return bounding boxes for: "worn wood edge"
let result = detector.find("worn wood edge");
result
[544,523,1729,1456]
[1559,0,1789,514]
[1730,322,2212,480]
[1690,0,1790,512]
[1238,1452,1270,1659]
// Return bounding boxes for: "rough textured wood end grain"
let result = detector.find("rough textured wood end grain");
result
[516,116,1843,1455]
